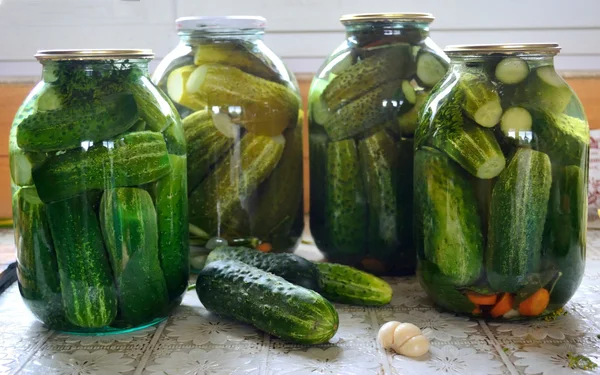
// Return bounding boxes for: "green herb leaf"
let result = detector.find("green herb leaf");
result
[567,353,598,370]
[514,268,560,306]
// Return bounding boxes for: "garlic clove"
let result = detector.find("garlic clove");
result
[392,322,422,348]
[377,321,401,349]
[397,335,430,358]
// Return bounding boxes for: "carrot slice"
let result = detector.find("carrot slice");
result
[256,242,273,253]
[518,288,550,316]
[490,293,514,318]
[472,306,482,315]
[467,292,498,306]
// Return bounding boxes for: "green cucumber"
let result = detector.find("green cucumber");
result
[205,246,320,291]
[543,165,586,305]
[9,125,46,187]
[17,93,138,152]
[487,148,552,293]
[184,110,236,191]
[415,49,448,88]
[417,260,476,314]
[323,80,401,141]
[531,110,589,166]
[152,154,190,300]
[309,132,329,248]
[316,262,392,306]
[458,72,503,128]
[518,66,573,114]
[188,133,284,236]
[100,188,169,325]
[398,89,428,137]
[414,147,483,286]
[358,130,399,260]
[32,131,171,203]
[495,57,530,85]
[500,106,532,136]
[308,78,331,126]
[126,78,176,133]
[47,194,118,328]
[196,260,338,344]
[15,187,65,326]
[322,45,412,110]
[324,139,367,262]
[249,126,303,246]
[432,116,506,179]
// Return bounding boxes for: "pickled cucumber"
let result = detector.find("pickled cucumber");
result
[323,80,402,142]
[309,132,329,246]
[531,110,589,166]
[188,133,285,236]
[193,42,282,83]
[167,65,207,111]
[324,139,367,263]
[183,110,236,191]
[186,64,299,137]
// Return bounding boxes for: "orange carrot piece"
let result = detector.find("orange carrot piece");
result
[472,306,482,315]
[256,242,273,253]
[467,292,498,306]
[490,293,514,318]
[518,288,550,316]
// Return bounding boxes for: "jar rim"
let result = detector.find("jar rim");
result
[445,43,561,55]
[340,13,434,25]
[35,49,154,61]
[176,16,267,32]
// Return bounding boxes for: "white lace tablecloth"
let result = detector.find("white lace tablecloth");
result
[2,231,600,375]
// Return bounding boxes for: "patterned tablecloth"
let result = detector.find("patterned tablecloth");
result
[1,230,600,375]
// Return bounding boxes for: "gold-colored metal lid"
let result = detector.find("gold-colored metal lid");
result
[445,43,561,55]
[35,49,154,61]
[340,13,434,25]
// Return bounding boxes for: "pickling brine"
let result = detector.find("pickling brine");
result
[415,44,588,319]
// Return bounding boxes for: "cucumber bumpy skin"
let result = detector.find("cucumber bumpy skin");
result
[196,260,339,344]
[17,93,139,152]
[486,148,552,293]
[316,262,392,306]
[32,131,171,203]
[414,147,483,286]
[457,72,503,128]
[205,246,321,291]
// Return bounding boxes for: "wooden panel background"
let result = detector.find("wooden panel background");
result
[1,76,599,218]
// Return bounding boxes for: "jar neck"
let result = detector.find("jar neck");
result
[449,54,556,70]
[345,21,430,41]
[178,29,264,44]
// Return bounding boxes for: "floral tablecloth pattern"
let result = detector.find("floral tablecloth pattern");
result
[1,231,600,375]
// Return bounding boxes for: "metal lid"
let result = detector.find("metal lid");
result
[340,13,434,25]
[176,16,267,32]
[445,43,561,55]
[35,49,154,61]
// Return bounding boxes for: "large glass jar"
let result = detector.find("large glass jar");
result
[308,13,449,275]
[415,44,589,319]
[153,16,303,269]
[10,49,189,333]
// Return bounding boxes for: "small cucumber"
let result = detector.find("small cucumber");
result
[196,260,338,344]
[457,72,503,128]
[495,57,529,85]
[416,49,448,88]
[205,246,320,291]
[316,262,392,306]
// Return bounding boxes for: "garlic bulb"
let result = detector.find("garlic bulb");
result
[377,321,429,357]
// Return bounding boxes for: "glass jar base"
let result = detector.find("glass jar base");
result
[55,316,167,336]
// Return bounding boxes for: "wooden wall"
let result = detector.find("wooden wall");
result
[1,76,599,218]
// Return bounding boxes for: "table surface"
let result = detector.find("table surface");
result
[1,228,600,375]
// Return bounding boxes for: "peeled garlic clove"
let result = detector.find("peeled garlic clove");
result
[377,321,401,349]
[397,335,430,358]
[393,323,422,348]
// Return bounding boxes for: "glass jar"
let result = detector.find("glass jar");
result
[10,49,189,333]
[308,13,449,275]
[153,16,303,269]
[415,43,589,319]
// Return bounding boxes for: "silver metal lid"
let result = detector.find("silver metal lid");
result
[340,13,434,25]
[445,43,561,55]
[35,49,154,61]
[176,16,267,31]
